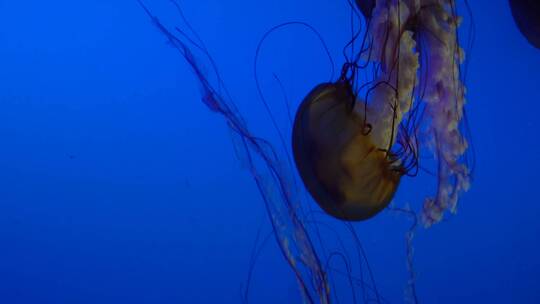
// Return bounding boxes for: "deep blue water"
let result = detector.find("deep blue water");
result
[0,0,539,303]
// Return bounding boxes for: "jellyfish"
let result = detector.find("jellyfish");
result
[293,0,472,227]
[139,0,472,302]
[292,81,402,221]
[508,0,540,49]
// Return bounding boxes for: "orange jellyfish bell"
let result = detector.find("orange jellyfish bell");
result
[292,81,402,221]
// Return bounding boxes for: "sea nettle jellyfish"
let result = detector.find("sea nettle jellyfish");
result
[140,0,472,302]
[293,0,471,226]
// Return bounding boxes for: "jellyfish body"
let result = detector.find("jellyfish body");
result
[292,82,402,221]
[294,0,471,226]
[509,0,540,49]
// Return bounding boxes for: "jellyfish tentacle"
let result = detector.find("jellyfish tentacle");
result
[139,2,333,302]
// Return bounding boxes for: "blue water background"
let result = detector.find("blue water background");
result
[0,0,538,303]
